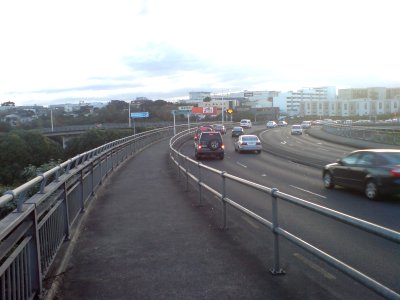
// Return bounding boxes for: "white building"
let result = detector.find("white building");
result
[189,92,211,103]
[299,98,400,117]
[273,86,336,116]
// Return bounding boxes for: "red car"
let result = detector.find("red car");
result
[194,126,214,141]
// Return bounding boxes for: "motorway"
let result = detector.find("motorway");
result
[179,125,400,299]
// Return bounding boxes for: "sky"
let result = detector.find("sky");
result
[0,0,399,106]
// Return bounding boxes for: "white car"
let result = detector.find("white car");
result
[266,121,277,128]
[291,124,303,135]
[301,121,312,129]
[234,135,262,153]
[240,119,252,128]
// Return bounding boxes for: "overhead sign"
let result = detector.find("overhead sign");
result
[131,112,149,118]
[178,106,193,111]
[227,108,233,114]
[172,110,192,115]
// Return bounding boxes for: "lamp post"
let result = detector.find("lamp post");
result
[50,109,54,132]
[128,101,132,128]
[221,93,224,125]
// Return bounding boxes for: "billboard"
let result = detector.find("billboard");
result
[191,107,217,115]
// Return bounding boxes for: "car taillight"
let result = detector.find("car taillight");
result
[241,142,248,145]
[221,144,225,149]
[197,145,202,149]
[390,168,400,177]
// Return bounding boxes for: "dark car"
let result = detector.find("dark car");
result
[322,149,400,200]
[194,131,224,160]
[231,126,244,137]
[193,126,214,141]
[212,124,226,134]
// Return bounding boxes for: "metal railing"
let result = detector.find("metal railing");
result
[169,128,400,300]
[323,124,400,145]
[0,125,188,299]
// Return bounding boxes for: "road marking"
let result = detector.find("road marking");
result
[281,141,287,145]
[236,162,247,168]
[290,185,327,199]
[241,216,260,229]
[293,253,336,280]
[261,174,267,177]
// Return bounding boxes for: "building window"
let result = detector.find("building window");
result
[344,104,347,110]
[379,102,382,109]
[394,102,398,109]
[365,103,367,109]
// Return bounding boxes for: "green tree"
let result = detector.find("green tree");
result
[0,133,30,185]
[203,96,212,102]
[0,121,11,132]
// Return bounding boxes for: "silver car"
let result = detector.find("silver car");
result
[234,135,262,153]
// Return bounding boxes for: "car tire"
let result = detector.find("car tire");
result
[365,180,379,201]
[323,172,334,189]
[208,139,220,151]
[219,154,224,160]
[195,153,200,160]
[257,150,261,154]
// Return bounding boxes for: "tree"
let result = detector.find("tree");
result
[203,96,212,102]
[1,101,15,107]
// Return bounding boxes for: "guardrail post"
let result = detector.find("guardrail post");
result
[198,162,202,206]
[221,171,227,229]
[185,157,189,191]
[80,169,85,213]
[270,188,285,275]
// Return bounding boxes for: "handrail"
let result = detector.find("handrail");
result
[0,124,189,299]
[169,128,400,300]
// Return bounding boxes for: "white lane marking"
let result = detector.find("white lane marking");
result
[290,185,327,199]
[293,253,336,280]
[236,162,247,168]
[261,174,267,177]
[281,141,287,145]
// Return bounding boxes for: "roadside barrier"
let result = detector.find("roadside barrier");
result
[169,128,400,300]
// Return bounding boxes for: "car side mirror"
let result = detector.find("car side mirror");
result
[336,159,343,165]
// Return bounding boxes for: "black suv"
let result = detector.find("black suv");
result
[194,131,224,160]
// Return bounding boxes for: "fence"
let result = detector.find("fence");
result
[169,128,400,300]
[323,124,400,145]
[0,125,186,299]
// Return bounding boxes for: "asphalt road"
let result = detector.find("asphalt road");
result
[179,125,400,297]
[54,126,399,300]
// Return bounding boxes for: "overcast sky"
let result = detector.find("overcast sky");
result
[1,0,399,106]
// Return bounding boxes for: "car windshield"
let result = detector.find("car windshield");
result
[292,125,301,129]
[200,133,220,142]
[233,127,243,131]
[242,136,258,142]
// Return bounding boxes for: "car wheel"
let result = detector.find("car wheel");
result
[219,154,224,160]
[365,180,379,201]
[257,150,261,154]
[323,172,334,189]
[208,139,220,150]
[195,153,200,160]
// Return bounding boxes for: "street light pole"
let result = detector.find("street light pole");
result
[128,101,131,128]
[50,109,54,132]
[221,92,224,125]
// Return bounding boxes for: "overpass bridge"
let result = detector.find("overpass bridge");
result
[0,125,399,299]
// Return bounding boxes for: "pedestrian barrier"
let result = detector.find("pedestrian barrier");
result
[0,125,186,299]
[169,128,400,300]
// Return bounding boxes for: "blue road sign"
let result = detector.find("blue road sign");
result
[131,112,149,118]
[171,110,192,115]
